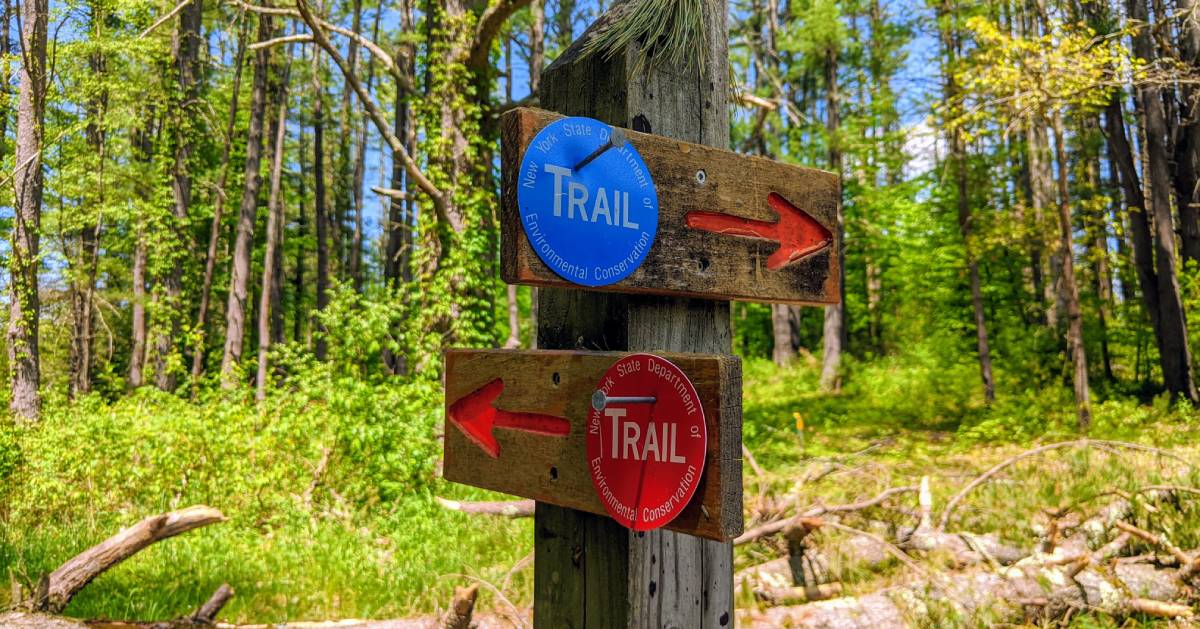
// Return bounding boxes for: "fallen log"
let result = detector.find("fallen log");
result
[1,583,233,629]
[434,497,533,518]
[736,486,918,546]
[21,506,226,614]
[741,543,1198,627]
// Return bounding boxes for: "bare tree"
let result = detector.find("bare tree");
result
[819,39,845,392]
[1129,0,1198,402]
[128,111,159,390]
[220,10,274,387]
[191,18,249,387]
[69,4,106,398]
[940,0,995,402]
[256,58,291,400]
[312,45,331,361]
[8,0,48,420]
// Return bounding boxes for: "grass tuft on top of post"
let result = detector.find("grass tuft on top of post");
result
[579,0,711,74]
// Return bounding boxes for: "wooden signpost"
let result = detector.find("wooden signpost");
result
[501,107,841,305]
[444,349,742,541]
[440,1,841,627]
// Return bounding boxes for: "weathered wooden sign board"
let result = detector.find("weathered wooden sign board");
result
[443,348,743,541]
[501,106,841,305]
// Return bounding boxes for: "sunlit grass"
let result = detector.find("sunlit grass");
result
[4,354,1199,624]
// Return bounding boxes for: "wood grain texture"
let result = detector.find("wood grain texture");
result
[532,2,737,627]
[501,107,841,306]
[444,349,742,541]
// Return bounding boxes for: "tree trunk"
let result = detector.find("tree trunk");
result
[530,0,544,92]
[294,109,309,346]
[346,0,366,292]
[1130,0,1199,402]
[68,222,100,398]
[154,0,204,392]
[819,43,844,392]
[772,304,796,366]
[941,1,995,402]
[128,234,148,389]
[313,48,330,361]
[0,1,9,161]
[8,0,47,420]
[191,21,249,386]
[553,0,574,50]
[255,59,290,401]
[69,22,106,399]
[1175,0,1200,267]
[220,10,273,387]
[1103,96,1159,330]
[382,20,409,291]
[1083,125,1115,381]
[1052,112,1092,429]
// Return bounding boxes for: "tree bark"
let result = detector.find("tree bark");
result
[154,0,204,392]
[42,506,224,614]
[129,232,148,389]
[819,43,844,392]
[1175,0,1200,267]
[191,21,249,386]
[69,18,106,399]
[8,0,48,420]
[313,46,330,361]
[772,304,796,366]
[1103,96,1160,331]
[220,10,274,387]
[1129,0,1199,402]
[382,0,411,291]
[530,0,544,92]
[345,0,364,291]
[941,2,995,402]
[255,58,291,401]
[294,103,309,346]
[127,115,157,390]
[1052,112,1091,429]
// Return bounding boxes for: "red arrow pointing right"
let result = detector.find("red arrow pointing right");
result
[449,378,570,458]
[685,192,833,270]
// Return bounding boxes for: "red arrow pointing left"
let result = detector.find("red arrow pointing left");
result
[685,192,833,270]
[448,378,570,458]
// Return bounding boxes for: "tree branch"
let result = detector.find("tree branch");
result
[139,0,195,38]
[43,506,225,613]
[234,0,412,91]
[249,33,312,50]
[292,0,445,219]
[735,485,917,546]
[469,0,535,75]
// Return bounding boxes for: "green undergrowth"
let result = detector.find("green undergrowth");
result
[2,347,1199,624]
[0,366,530,622]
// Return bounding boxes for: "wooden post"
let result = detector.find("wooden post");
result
[533,2,735,627]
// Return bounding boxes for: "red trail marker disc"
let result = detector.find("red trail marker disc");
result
[586,353,707,531]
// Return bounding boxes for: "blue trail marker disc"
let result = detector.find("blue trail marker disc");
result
[516,117,659,287]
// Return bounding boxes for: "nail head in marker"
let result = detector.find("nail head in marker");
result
[591,389,656,411]
[573,126,628,171]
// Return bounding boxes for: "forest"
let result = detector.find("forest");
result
[3,0,1200,626]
